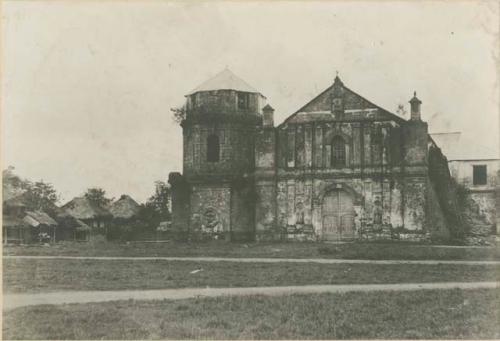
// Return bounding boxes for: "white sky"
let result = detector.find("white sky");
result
[2,1,499,203]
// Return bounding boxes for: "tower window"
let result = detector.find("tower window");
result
[473,165,487,185]
[331,136,346,168]
[237,92,249,110]
[207,134,220,162]
[191,94,197,108]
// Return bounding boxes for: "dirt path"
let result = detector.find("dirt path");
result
[4,281,497,311]
[4,255,500,265]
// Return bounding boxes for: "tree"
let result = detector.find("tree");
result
[84,188,112,208]
[138,181,171,229]
[24,180,59,214]
[171,106,186,124]
[3,166,60,214]
[147,181,171,220]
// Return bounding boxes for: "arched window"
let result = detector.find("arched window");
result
[331,136,346,168]
[207,134,220,162]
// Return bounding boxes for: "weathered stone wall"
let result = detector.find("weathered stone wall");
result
[183,123,255,178]
[173,88,263,241]
[276,120,401,170]
[255,180,277,240]
[448,159,499,236]
[271,175,431,241]
[188,90,264,116]
[254,126,278,241]
[231,180,255,241]
[401,177,427,232]
[427,143,466,241]
[265,115,434,241]
[170,75,456,243]
[168,172,190,238]
[466,191,497,228]
[425,177,450,241]
[189,184,231,238]
[402,121,428,165]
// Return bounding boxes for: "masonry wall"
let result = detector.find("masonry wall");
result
[276,120,400,170]
[231,181,255,241]
[449,159,499,234]
[272,176,433,241]
[262,117,434,241]
[254,126,278,240]
[168,173,190,238]
[189,184,231,238]
[188,90,264,116]
[183,123,256,178]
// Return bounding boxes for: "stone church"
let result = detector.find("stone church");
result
[169,69,456,242]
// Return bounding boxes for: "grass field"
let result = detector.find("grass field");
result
[4,258,499,293]
[3,240,500,260]
[4,289,499,339]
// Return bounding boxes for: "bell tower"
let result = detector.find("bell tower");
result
[169,69,267,241]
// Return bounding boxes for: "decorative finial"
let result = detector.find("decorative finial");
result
[414,91,417,97]
[336,70,339,77]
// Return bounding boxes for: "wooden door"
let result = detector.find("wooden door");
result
[322,190,355,240]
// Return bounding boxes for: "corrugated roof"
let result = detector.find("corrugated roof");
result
[430,132,499,160]
[187,69,261,95]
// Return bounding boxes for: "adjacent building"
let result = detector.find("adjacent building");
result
[430,132,499,236]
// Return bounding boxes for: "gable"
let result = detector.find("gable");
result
[282,82,405,126]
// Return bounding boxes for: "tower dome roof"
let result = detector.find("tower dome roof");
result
[187,69,263,96]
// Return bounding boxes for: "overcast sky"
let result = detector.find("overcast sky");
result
[2,1,499,203]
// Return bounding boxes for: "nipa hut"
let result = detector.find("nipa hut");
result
[3,194,58,244]
[61,197,112,230]
[22,211,58,243]
[54,208,92,242]
[109,194,140,221]
[3,214,30,244]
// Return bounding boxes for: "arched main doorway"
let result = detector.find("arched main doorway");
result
[322,190,355,241]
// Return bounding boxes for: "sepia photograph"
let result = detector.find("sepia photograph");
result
[2,0,499,339]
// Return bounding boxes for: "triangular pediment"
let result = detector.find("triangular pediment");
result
[282,80,405,125]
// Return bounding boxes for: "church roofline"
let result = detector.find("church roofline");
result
[278,82,407,128]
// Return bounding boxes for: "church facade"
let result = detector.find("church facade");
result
[169,69,454,242]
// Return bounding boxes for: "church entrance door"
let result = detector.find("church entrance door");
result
[321,190,355,241]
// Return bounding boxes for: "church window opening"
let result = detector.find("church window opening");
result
[331,136,346,167]
[237,92,250,110]
[207,134,220,162]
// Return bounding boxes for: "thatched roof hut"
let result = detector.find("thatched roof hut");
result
[3,214,28,228]
[61,197,112,221]
[23,211,58,227]
[74,219,91,231]
[109,194,140,220]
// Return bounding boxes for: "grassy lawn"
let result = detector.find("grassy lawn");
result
[4,258,499,293]
[3,240,500,260]
[4,289,499,339]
